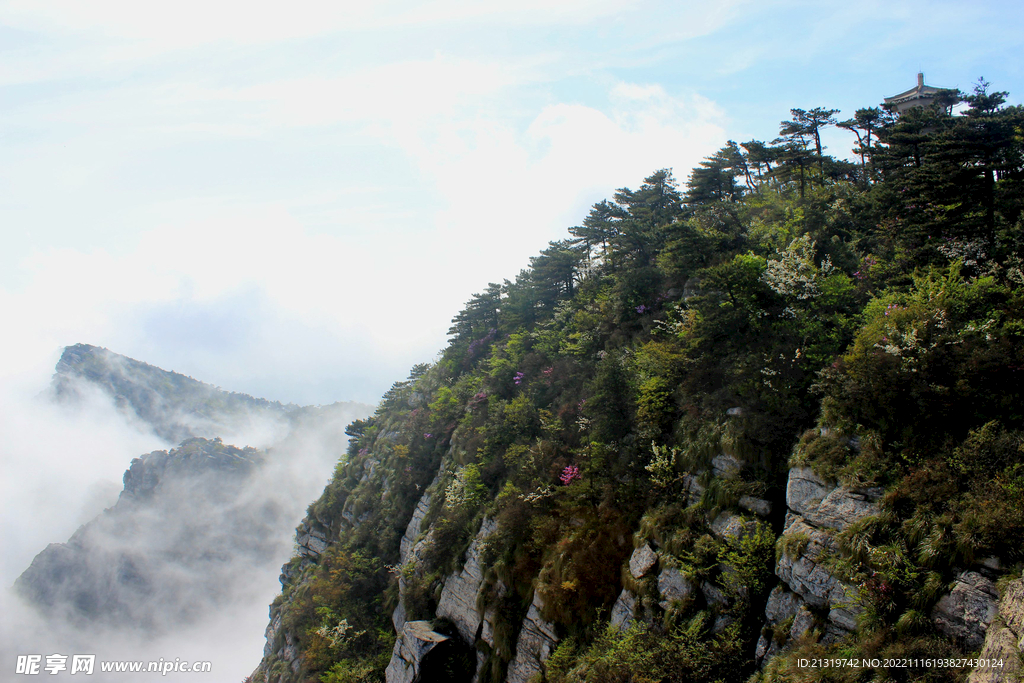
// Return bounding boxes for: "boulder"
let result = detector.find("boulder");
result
[754,635,778,663]
[755,587,809,664]
[755,588,805,664]
[701,581,728,608]
[657,568,695,609]
[506,592,559,683]
[384,621,449,683]
[932,571,999,650]
[765,585,805,625]
[629,544,658,579]
[712,614,734,633]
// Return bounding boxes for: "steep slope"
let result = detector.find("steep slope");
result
[252,86,1024,683]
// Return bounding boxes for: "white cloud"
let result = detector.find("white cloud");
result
[0,0,637,49]
[0,72,725,404]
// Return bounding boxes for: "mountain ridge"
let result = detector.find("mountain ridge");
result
[250,86,1024,683]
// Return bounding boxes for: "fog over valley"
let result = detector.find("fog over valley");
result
[1,346,371,680]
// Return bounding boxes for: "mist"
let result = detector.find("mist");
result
[0,352,372,681]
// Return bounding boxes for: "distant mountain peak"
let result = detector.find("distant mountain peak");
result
[51,343,297,443]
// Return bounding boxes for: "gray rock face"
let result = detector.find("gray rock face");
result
[786,468,882,530]
[968,578,1024,682]
[296,521,329,560]
[932,571,999,650]
[790,605,817,641]
[392,477,441,632]
[682,475,705,506]
[776,515,861,619]
[709,512,758,542]
[712,453,742,479]
[480,607,498,647]
[283,633,300,674]
[701,581,728,608]
[755,466,882,667]
[384,621,450,683]
[1000,578,1024,636]
[969,622,1022,682]
[391,599,408,634]
[629,544,658,579]
[480,580,506,648]
[400,486,435,566]
[755,586,806,664]
[765,585,805,624]
[263,611,283,660]
[610,589,638,631]
[739,495,772,517]
[506,592,559,683]
[436,518,498,642]
[657,567,695,609]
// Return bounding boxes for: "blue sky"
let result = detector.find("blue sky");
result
[2,0,1022,405]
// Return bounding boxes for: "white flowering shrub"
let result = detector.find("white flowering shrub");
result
[762,234,834,300]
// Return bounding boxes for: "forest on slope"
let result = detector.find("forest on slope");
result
[252,81,1024,683]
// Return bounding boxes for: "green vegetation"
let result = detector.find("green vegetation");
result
[256,81,1024,682]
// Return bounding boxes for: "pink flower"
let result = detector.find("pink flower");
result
[560,465,581,485]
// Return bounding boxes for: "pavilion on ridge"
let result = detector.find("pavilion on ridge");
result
[883,72,952,114]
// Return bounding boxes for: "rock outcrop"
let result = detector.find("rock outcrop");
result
[505,592,559,683]
[709,511,759,543]
[755,466,882,664]
[385,621,450,683]
[296,520,329,560]
[932,571,1000,650]
[969,577,1024,682]
[785,467,882,531]
[610,589,638,631]
[657,567,696,610]
[436,518,499,642]
[629,543,658,579]
[393,477,442,632]
[400,486,435,565]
